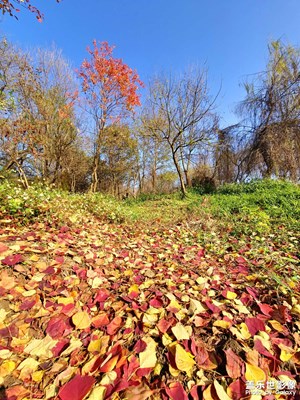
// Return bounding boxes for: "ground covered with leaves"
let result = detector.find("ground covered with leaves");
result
[0,181,299,399]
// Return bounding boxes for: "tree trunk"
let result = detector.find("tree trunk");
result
[90,154,99,193]
[172,152,186,197]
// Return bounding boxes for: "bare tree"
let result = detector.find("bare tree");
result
[144,67,219,196]
[237,40,300,180]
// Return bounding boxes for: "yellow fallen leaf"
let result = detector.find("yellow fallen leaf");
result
[171,322,192,340]
[29,254,40,262]
[189,298,206,314]
[22,290,36,297]
[214,380,231,400]
[45,384,57,399]
[202,384,215,400]
[154,362,162,375]
[196,276,207,285]
[245,363,266,382]
[213,320,231,329]
[139,337,157,369]
[24,335,58,359]
[278,343,295,362]
[174,344,195,375]
[88,339,102,353]
[143,312,159,327]
[129,284,139,294]
[240,323,252,339]
[100,371,117,385]
[280,349,293,362]
[72,311,91,329]
[60,338,82,356]
[0,349,12,359]
[162,332,173,347]
[269,320,285,332]
[0,360,16,377]
[17,358,39,380]
[166,299,181,312]
[169,363,181,377]
[226,291,237,299]
[86,386,106,400]
[57,297,74,305]
[32,370,44,382]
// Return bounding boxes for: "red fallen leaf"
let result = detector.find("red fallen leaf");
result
[20,298,37,311]
[240,292,252,306]
[52,339,69,357]
[60,226,70,233]
[157,318,172,333]
[46,315,71,338]
[5,385,30,400]
[70,348,89,367]
[105,379,132,398]
[92,313,110,327]
[205,300,221,314]
[128,290,139,300]
[124,355,140,378]
[136,367,153,377]
[253,339,279,372]
[245,317,266,335]
[133,339,147,353]
[272,337,293,347]
[165,382,189,400]
[43,266,56,274]
[197,248,205,257]
[228,379,246,400]
[273,370,294,379]
[58,374,95,400]
[257,303,273,316]
[1,253,23,266]
[191,338,208,363]
[107,316,123,335]
[99,355,119,373]
[238,264,249,274]
[271,305,292,323]
[0,323,18,338]
[189,385,201,400]
[149,297,164,308]
[94,289,110,303]
[55,256,65,264]
[225,348,244,379]
[61,303,75,316]
[0,242,8,253]
[246,287,259,299]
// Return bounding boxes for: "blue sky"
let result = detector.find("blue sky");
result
[1,0,300,127]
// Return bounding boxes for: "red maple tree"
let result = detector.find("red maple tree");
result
[78,40,143,192]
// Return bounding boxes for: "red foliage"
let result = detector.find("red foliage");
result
[78,41,143,123]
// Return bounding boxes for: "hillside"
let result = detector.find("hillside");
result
[0,180,299,400]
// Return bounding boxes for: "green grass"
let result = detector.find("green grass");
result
[0,178,299,230]
[0,177,299,297]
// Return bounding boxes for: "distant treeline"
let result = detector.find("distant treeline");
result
[0,38,299,196]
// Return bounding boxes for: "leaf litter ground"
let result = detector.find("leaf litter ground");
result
[0,214,299,400]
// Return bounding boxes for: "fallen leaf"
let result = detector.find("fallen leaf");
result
[139,336,157,369]
[58,374,96,400]
[245,363,266,382]
[72,311,91,330]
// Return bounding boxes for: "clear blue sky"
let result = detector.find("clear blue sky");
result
[1,0,300,127]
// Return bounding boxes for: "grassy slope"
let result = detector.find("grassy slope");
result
[0,179,299,399]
